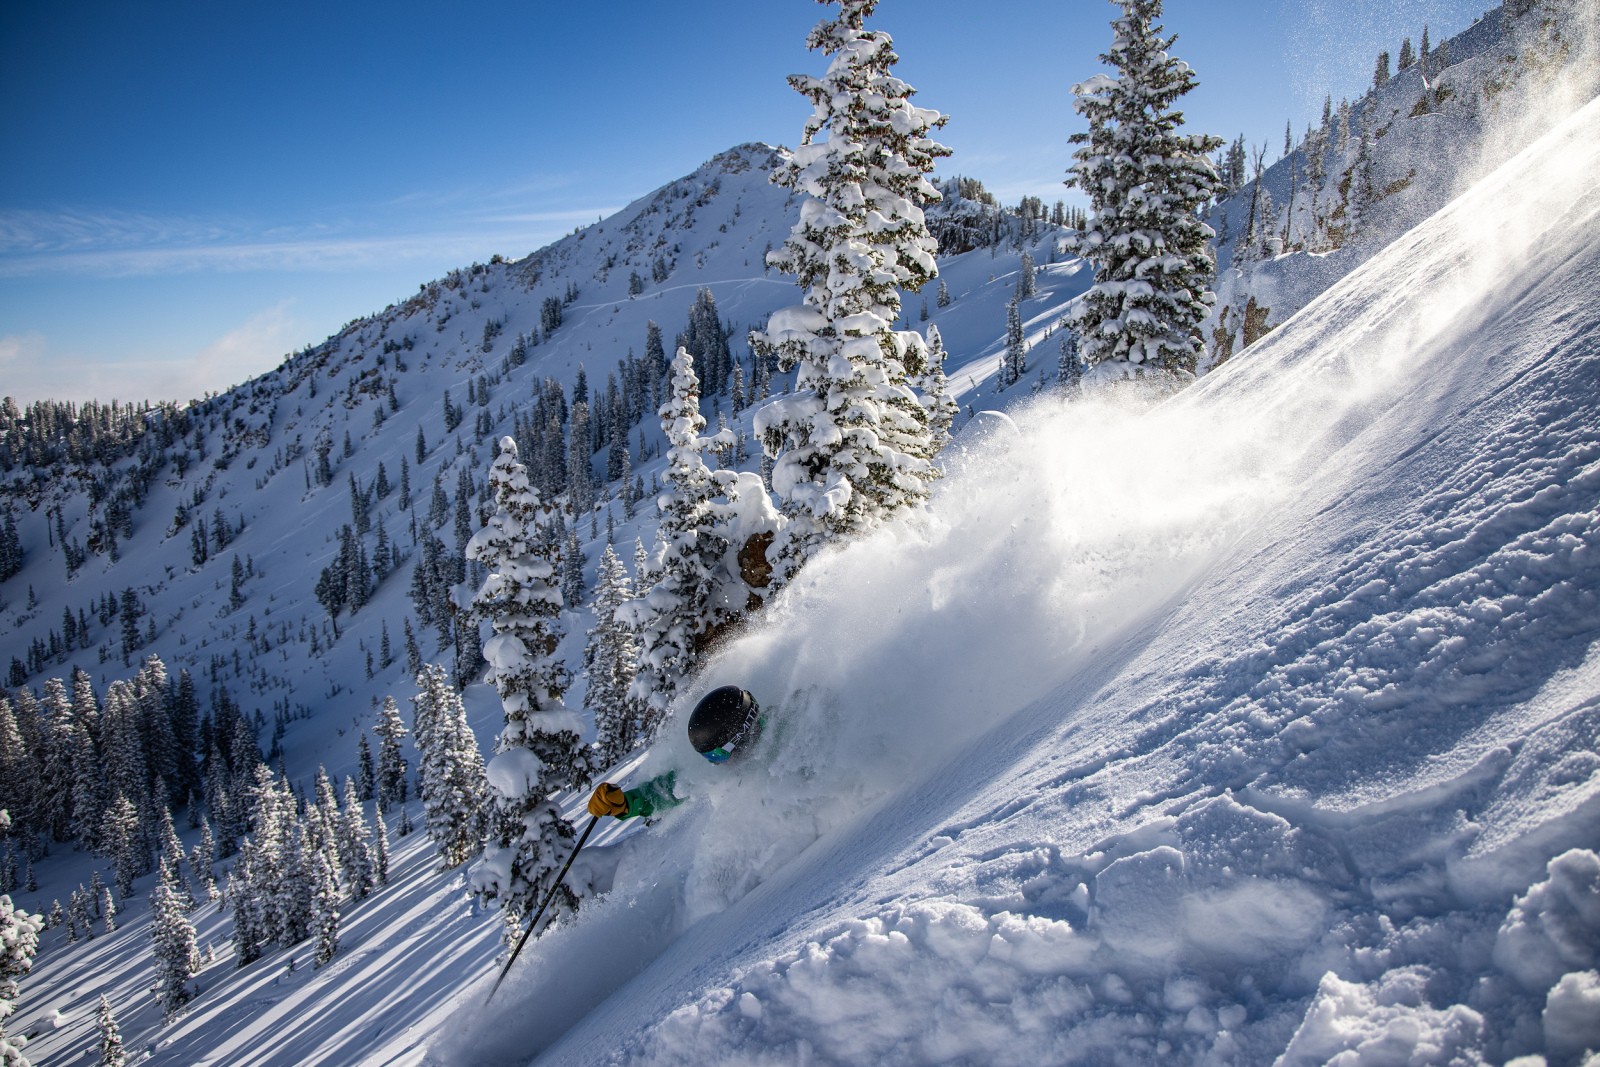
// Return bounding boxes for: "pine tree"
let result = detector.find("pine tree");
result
[464,440,584,925]
[157,807,194,910]
[561,527,585,607]
[226,856,264,967]
[1002,297,1027,387]
[309,847,339,967]
[0,702,34,844]
[411,666,487,870]
[69,887,93,942]
[911,324,956,456]
[190,817,218,902]
[751,0,950,580]
[586,544,642,769]
[339,777,376,902]
[1066,0,1223,377]
[1017,250,1037,298]
[99,684,148,834]
[100,795,141,898]
[1374,50,1392,89]
[308,768,344,890]
[1059,330,1086,392]
[373,697,409,807]
[0,885,42,1066]
[37,678,75,844]
[275,822,314,948]
[1225,134,1247,192]
[150,859,200,1020]
[374,806,391,886]
[352,732,374,802]
[626,349,738,727]
[97,996,125,1067]
[0,512,21,583]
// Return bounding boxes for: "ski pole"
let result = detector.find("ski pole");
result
[486,814,598,1004]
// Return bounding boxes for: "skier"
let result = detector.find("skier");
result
[587,685,762,821]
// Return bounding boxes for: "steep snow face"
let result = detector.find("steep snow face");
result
[1207,2,1600,363]
[451,98,1600,1066]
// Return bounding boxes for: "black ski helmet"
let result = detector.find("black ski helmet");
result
[687,686,761,762]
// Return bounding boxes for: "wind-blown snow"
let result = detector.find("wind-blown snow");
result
[441,97,1600,1066]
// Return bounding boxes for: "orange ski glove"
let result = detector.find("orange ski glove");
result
[588,782,628,818]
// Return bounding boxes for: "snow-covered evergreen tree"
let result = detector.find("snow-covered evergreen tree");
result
[0,856,42,1067]
[276,822,314,948]
[586,543,641,770]
[96,995,124,1067]
[339,776,376,902]
[909,324,956,456]
[226,854,264,967]
[751,0,950,580]
[373,696,409,807]
[36,679,74,844]
[0,704,33,848]
[156,806,193,910]
[463,439,585,928]
[356,733,375,802]
[69,886,93,941]
[232,763,298,956]
[150,858,200,1020]
[100,795,141,899]
[1002,297,1027,387]
[309,767,344,887]
[374,806,390,887]
[1059,329,1086,392]
[1066,0,1223,377]
[627,348,732,725]
[309,847,339,967]
[411,666,487,870]
[187,817,217,903]
[1018,250,1038,298]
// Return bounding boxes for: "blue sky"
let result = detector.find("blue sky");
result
[1,0,1492,405]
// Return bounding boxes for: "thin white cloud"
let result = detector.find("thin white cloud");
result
[0,204,618,279]
[1,303,302,405]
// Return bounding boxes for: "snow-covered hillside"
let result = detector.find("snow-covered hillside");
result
[440,91,1600,1067]
[0,140,1073,783]
[1205,0,1599,364]
[0,139,1082,1063]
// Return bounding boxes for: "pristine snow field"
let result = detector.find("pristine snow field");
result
[438,95,1600,1066]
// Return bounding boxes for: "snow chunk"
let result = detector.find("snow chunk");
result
[1494,848,1600,993]
[484,748,546,799]
[1278,970,1487,1066]
[1544,970,1600,1063]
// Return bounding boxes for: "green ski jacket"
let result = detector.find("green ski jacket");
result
[620,770,683,820]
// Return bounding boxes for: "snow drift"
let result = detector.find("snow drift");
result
[446,95,1600,1066]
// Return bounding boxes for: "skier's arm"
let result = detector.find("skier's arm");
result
[621,770,681,820]
[588,771,682,820]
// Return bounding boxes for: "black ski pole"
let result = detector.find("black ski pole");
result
[486,814,599,1004]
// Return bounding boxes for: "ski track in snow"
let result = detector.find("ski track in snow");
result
[432,98,1600,1067]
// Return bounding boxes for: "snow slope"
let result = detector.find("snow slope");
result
[441,95,1600,1066]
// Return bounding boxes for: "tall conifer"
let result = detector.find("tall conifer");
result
[752,0,950,580]
[1067,0,1223,377]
